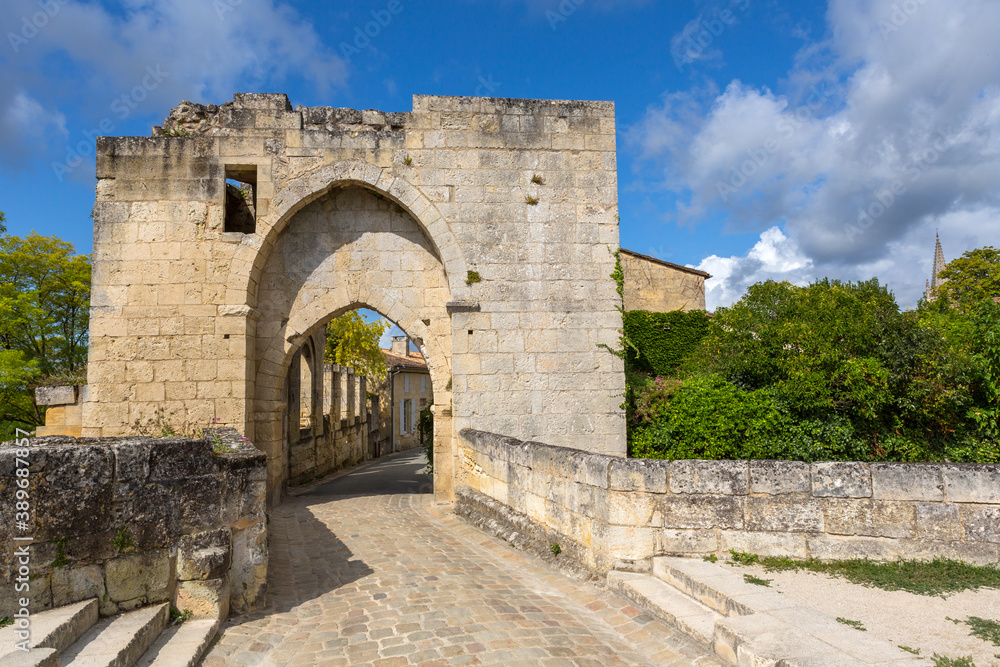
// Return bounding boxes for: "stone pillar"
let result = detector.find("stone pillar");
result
[330,365,341,424]
[323,364,335,417]
[346,368,356,425]
[359,376,367,422]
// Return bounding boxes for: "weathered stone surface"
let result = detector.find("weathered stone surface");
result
[811,462,871,498]
[822,499,915,538]
[719,530,810,559]
[569,453,610,489]
[176,576,230,620]
[942,464,1000,504]
[962,505,1000,543]
[806,534,902,561]
[660,528,718,555]
[745,496,824,533]
[670,460,748,495]
[608,458,668,493]
[178,546,230,581]
[870,463,944,501]
[35,385,76,406]
[915,503,962,541]
[105,551,172,602]
[749,460,810,495]
[662,494,744,530]
[51,565,105,607]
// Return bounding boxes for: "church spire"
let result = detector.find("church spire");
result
[926,232,948,301]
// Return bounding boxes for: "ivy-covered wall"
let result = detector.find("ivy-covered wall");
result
[622,310,710,377]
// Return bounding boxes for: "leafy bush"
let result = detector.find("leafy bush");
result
[622,309,710,377]
[625,278,999,463]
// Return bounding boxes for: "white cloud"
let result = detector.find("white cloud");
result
[1,0,346,164]
[629,0,1000,307]
[0,89,68,169]
[697,227,814,309]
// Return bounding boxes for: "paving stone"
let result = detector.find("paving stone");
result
[203,492,719,665]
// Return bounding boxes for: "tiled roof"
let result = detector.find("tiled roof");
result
[382,349,428,371]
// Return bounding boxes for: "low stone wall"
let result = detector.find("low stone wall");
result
[0,432,267,620]
[457,429,1000,573]
[289,413,371,486]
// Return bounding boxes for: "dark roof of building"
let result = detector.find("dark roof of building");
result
[382,349,429,371]
[620,248,711,278]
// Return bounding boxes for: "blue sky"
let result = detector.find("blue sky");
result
[1,0,998,317]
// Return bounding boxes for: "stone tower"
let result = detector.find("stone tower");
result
[925,232,948,301]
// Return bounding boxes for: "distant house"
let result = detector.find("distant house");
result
[620,248,710,312]
[381,336,432,452]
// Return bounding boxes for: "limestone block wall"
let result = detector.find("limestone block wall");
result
[0,432,267,620]
[457,430,1000,573]
[88,92,626,503]
[621,249,709,312]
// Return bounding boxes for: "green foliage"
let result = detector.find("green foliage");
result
[931,655,976,667]
[610,247,624,300]
[111,527,134,552]
[0,617,12,629]
[418,403,434,472]
[530,173,544,185]
[951,616,1000,647]
[549,543,561,555]
[898,645,921,655]
[465,270,481,285]
[743,573,771,587]
[0,226,91,439]
[325,311,391,389]
[628,278,999,463]
[936,245,1000,306]
[623,310,710,377]
[52,538,69,568]
[170,606,193,625]
[702,554,718,563]
[524,195,539,205]
[836,617,866,631]
[728,552,1000,597]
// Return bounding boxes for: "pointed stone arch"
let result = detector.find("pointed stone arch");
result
[224,159,471,309]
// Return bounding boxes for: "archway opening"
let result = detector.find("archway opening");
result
[248,182,455,505]
[280,307,436,496]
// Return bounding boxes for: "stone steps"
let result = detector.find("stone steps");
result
[609,556,932,666]
[0,600,217,667]
[136,619,219,667]
[0,598,99,665]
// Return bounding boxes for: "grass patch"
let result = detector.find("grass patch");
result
[743,573,771,587]
[524,195,539,205]
[170,606,193,625]
[0,617,12,629]
[702,554,718,563]
[727,550,1000,597]
[836,617,866,631]
[898,645,920,655]
[549,543,561,556]
[932,655,976,667]
[949,616,1000,647]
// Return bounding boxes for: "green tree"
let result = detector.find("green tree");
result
[325,310,391,389]
[935,246,1000,306]
[0,224,91,438]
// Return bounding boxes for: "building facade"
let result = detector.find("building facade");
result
[382,336,433,452]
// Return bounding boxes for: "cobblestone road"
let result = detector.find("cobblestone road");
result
[203,453,719,666]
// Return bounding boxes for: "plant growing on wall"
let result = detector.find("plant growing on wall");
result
[418,402,433,472]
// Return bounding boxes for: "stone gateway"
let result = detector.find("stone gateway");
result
[87,93,626,503]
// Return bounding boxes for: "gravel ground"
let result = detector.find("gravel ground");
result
[728,561,1000,666]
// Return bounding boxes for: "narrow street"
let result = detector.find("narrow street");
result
[202,450,719,666]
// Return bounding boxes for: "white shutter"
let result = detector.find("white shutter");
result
[410,399,417,433]
[404,374,410,393]
[420,375,426,394]
[399,399,405,435]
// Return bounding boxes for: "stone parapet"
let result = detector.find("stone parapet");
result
[457,429,1000,573]
[0,433,266,620]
